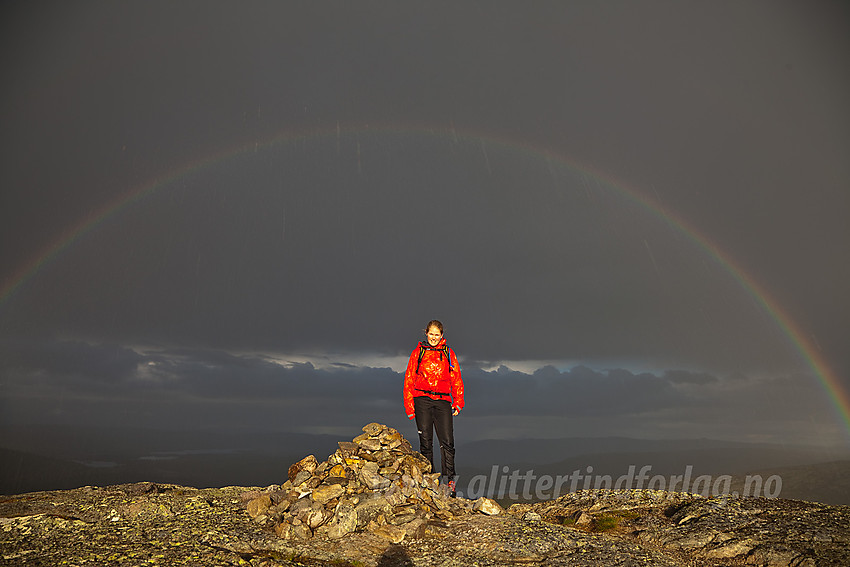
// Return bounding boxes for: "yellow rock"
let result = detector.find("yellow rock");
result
[371,524,406,544]
[328,464,347,478]
[246,494,271,518]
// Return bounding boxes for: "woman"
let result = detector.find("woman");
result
[403,320,464,496]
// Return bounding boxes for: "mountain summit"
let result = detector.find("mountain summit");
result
[2,423,848,566]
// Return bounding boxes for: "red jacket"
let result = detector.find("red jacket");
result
[403,338,464,418]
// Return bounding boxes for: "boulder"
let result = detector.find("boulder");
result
[311,483,345,505]
[246,494,271,519]
[288,454,318,483]
[473,497,504,516]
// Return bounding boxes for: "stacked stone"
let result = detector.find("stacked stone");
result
[246,423,500,543]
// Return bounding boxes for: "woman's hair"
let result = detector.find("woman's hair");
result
[425,320,444,335]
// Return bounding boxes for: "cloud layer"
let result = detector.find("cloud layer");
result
[1,339,840,448]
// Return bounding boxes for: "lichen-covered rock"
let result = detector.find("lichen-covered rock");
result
[508,489,850,566]
[354,494,393,528]
[2,429,848,567]
[326,502,358,539]
[246,493,272,518]
[0,483,302,566]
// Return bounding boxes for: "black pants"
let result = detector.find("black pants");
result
[413,396,455,478]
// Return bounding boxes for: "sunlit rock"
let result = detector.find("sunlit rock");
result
[473,497,504,515]
[288,454,318,482]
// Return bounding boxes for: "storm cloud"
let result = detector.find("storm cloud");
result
[0,339,834,448]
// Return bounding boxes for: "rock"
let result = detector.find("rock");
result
[401,453,432,477]
[354,495,392,529]
[371,523,406,543]
[288,454,318,483]
[327,463,348,478]
[288,496,311,517]
[383,429,404,449]
[356,437,382,451]
[423,472,441,488]
[291,522,312,539]
[705,537,755,558]
[322,476,348,487]
[352,432,371,443]
[274,520,291,539]
[246,494,272,518]
[359,466,391,491]
[327,503,358,539]
[473,497,504,515]
[291,468,313,487]
[388,512,418,525]
[336,441,358,457]
[311,483,345,505]
[362,422,384,436]
[305,504,330,529]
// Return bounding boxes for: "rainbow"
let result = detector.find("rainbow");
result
[2,123,848,439]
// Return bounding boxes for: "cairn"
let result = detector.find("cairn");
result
[245,422,503,543]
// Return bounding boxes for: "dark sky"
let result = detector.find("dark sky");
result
[1,1,849,452]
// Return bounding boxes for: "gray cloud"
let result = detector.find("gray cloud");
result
[0,339,838,447]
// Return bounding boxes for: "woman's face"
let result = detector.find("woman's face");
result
[426,326,443,346]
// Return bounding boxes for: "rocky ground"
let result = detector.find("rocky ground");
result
[2,423,849,566]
